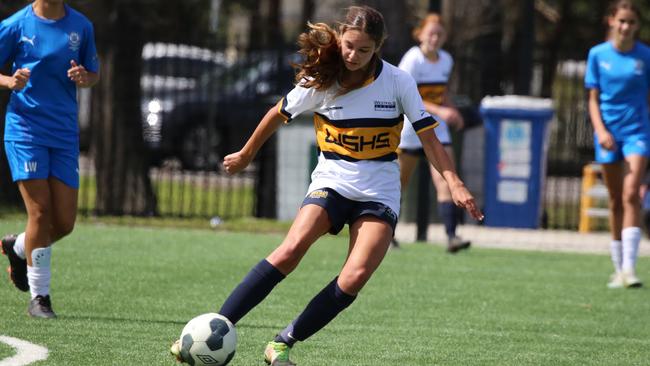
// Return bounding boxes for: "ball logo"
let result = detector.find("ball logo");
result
[68,32,81,51]
[196,354,219,364]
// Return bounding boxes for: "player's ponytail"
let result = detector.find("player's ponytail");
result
[294,22,342,90]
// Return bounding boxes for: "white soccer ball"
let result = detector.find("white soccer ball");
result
[178,313,237,366]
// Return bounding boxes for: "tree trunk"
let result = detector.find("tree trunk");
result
[444,0,504,101]
[90,2,156,216]
[0,1,32,207]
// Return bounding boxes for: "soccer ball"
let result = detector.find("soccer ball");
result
[178,313,237,366]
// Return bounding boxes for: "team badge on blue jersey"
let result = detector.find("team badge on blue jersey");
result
[68,32,81,51]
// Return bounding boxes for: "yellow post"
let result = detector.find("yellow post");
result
[579,164,596,233]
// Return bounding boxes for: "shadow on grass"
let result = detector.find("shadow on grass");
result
[61,314,284,330]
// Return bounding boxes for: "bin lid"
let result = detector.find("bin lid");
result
[480,95,553,111]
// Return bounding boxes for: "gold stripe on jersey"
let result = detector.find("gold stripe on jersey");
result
[314,113,403,161]
[278,97,292,122]
[417,83,447,105]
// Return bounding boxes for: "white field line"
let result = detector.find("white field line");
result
[0,336,48,366]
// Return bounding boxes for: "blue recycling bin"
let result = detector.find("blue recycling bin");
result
[480,96,554,228]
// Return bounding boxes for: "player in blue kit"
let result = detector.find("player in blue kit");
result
[585,0,650,289]
[170,6,482,366]
[0,0,99,318]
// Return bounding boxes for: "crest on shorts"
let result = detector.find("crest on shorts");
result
[309,190,329,199]
[68,32,81,51]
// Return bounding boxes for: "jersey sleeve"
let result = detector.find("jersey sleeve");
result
[0,18,18,67]
[397,48,417,76]
[277,83,324,123]
[584,48,599,90]
[397,71,438,134]
[80,22,99,73]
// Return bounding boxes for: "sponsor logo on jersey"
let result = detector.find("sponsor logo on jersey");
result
[374,101,396,112]
[20,35,35,47]
[24,161,38,173]
[599,61,611,71]
[68,32,81,51]
[309,190,329,199]
[324,106,343,111]
[324,128,390,152]
[635,59,644,76]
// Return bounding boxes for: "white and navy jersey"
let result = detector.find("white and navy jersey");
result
[398,46,453,148]
[278,60,438,214]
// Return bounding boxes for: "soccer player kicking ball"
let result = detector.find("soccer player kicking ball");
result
[0,0,99,318]
[172,5,482,365]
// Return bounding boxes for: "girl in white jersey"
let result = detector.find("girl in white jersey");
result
[172,6,482,366]
[396,13,471,253]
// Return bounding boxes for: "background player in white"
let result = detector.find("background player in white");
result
[585,0,650,288]
[0,0,99,318]
[395,13,471,252]
[172,6,482,366]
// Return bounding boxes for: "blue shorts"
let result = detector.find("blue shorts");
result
[4,141,79,189]
[594,133,650,163]
[301,188,398,235]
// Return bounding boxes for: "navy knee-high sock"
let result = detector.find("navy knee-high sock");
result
[275,277,356,346]
[219,259,285,325]
[438,201,457,239]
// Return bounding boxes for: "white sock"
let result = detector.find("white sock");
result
[28,247,52,299]
[13,232,26,259]
[621,227,641,273]
[610,240,622,273]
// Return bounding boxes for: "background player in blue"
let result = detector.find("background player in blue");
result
[171,6,482,366]
[585,0,650,289]
[0,0,99,318]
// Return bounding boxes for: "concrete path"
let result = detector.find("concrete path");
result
[394,223,650,256]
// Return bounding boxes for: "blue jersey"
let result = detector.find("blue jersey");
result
[585,41,650,138]
[0,4,99,148]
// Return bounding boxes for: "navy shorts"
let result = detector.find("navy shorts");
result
[301,188,398,235]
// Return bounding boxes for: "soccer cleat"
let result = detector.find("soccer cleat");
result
[28,295,56,319]
[170,340,185,363]
[389,237,401,250]
[1,234,29,292]
[447,236,471,254]
[264,341,296,366]
[606,272,624,289]
[622,270,643,288]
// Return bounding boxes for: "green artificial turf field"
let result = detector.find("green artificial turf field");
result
[0,219,648,365]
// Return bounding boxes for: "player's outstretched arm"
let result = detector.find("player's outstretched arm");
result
[418,128,484,221]
[223,102,285,175]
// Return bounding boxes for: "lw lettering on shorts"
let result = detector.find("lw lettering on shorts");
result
[24,161,38,173]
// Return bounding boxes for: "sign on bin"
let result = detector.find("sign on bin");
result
[480,96,554,228]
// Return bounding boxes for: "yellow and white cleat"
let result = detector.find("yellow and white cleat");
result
[264,341,296,366]
[170,340,184,363]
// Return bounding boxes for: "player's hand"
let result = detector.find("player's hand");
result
[437,106,464,130]
[223,151,252,175]
[596,129,616,151]
[9,68,30,90]
[449,182,484,221]
[67,60,90,86]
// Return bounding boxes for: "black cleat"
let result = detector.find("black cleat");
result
[389,237,401,250]
[446,236,471,254]
[28,295,56,319]
[1,234,29,292]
